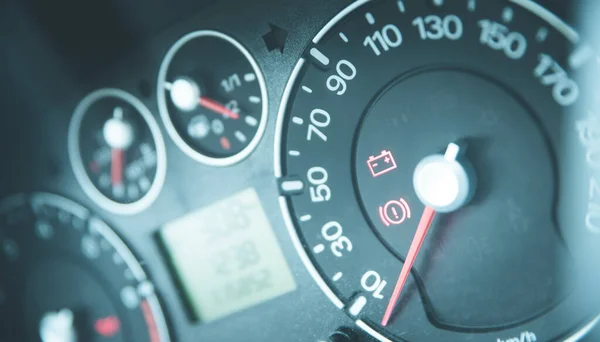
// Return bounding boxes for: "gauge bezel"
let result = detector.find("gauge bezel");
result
[273,0,600,341]
[68,88,168,215]
[0,192,172,342]
[157,30,269,167]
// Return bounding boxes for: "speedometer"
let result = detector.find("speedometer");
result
[275,0,600,341]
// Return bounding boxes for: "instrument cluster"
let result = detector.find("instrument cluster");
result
[0,1,599,341]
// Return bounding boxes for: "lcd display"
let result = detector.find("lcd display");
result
[159,188,296,322]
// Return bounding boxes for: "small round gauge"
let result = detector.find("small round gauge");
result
[157,30,268,166]
[69,89,167,215]
[0,193,171,342]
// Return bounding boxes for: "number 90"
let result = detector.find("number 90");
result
[327,60,357,95]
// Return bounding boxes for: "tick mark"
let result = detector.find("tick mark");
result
[302,86,313,93]
[349,296,367,316]
[249,96,261,104]
[113,253,123,265]
[289,150,300,157]
[365,12,375,25]
[234,130,247,143]
[281,180,304,193]
[333,272,343,281]
[313,244,325,254]
[292,117,304,125]
[244,73,256,82]
[220,136,231,151]
[502,7,514,23]
[536,27,548,43]
[339,32,349,43]
[397,0,406,13]
[245,116,258,127]
[300,214,312,222]
[468,0,476,12]
[569,45,594,69]
[310,47,330,66]
[137,281,155,297]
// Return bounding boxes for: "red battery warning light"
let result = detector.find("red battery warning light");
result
[367,150,397,178]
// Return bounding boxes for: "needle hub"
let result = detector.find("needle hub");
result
[39,309,78,342]
[103,107,134,150]
[413,142,475,213]
[169,77,201,112]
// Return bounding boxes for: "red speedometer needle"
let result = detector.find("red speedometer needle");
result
[381,206,436,326]
[199,96,239,120]
[111,148,124,186]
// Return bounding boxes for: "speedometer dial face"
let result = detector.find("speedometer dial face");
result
[0,193,171,342]
[275,0,600,341]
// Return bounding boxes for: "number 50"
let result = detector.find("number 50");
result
[307,166,331,203]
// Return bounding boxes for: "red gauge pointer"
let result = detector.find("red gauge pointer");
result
[166,78,239,120]
[199,96,239,120]
[111,149,124,186]
[381,205,436,326]
[103,107,134,187]
[381,142,476,326]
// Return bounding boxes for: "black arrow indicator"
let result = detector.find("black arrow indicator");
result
[262,23,288,53]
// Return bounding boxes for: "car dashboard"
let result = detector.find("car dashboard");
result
[1,1,600,341]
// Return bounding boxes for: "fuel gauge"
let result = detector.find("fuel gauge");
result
[157,30,268,166]
[68,89,167,215]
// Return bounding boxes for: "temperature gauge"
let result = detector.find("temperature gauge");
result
[68,89,167,215]
[157,30,268,166]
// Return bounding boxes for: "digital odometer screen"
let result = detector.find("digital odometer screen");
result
[159,188,296,323]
